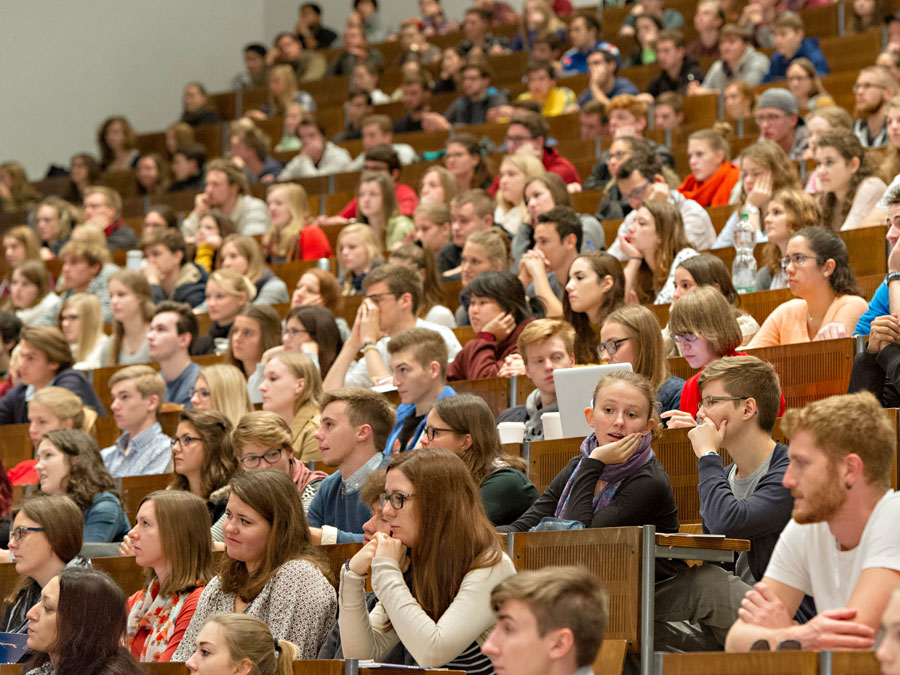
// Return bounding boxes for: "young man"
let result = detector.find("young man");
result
[726,391,900,651]
[268,31,326,83]
[482,566,608,675]
[497,319,576,442]
[327,24,384,77]
[228,120,283,184]
[853,66,899,148]
[646,29,705,98]
[577,46,638,107]
[323,265,462,390]
[181,158,269,238]
[147,301,200,407]
[519,207,582,317]
[333,89,371,143]
[561,13,620,75]
[699,23,770,91]
[141,228,208,308]
[424,60,509,129]
[296,2,338,50]
[348,114,418,169]
[384,327,455,454]
[278,115,353,179]
[308,387,396,544]
[167,143,206,193]
[516,61,577,117]
[753,88,809,161]
[654,91,684,130]
[853,184,900,336]
[393,71,432,134]
[686,0,724,60]
[231,43,268,90]
[762,11,829,83]
[458,7,508,55]
[440,189,495,277]
[82,186,138,251]
[100,365,172,478]
[578,101,608,141]
[55,240,115,323]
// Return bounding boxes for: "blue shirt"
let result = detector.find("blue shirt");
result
[577,76,639,106]
[855,276,889,336]
[164,361,200,407]
[101,422,172,478]
[83,491,130,542]
[762,38,829,83]
[561,40,621,74]
[383,385,456,455]
[307,453,386,543]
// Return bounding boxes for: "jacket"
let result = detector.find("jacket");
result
[447,319,533,381]
[151,262,208,308]
[762,38,829,82]
[0,369,106,425]
[383,385,456,454]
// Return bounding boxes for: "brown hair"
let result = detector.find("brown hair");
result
[224,305,282,374]
[362,264,423,315]
[761,189,822,273]
[37,430,118,510]
[815,128,873,231]
[108,365,165,415]
[170,409,239,499]
[389,243,445,316]
[591,369,661,436]
[517,318,575,364]
[563,252,625,363]
[20,326,73,373]
[205,158,251,197]
[387,327,449,380]
[219,234,265,283]
[736,141,800,209]
[698,356,782,432]
[668,285,742,357]
[106,270,155,366]
[97,116,138,169]
[319,387,396,452]
[637,200,690,303]
[11,260,51,309]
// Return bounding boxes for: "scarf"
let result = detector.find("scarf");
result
[677,162,740,207]
[554,431,654,519]
[126,579,194,662]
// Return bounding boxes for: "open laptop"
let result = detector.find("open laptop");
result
[552,363,633,438]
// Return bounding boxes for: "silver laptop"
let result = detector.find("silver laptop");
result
[552,363,634,438]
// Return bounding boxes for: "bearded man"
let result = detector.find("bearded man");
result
[853,66,898,148]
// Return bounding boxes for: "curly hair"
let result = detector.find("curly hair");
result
[169,409,239,499]
[37,430,118,511]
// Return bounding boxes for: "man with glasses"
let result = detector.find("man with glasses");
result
[148,301,201,406]
[754,88,808,161]
[100,365,171,478]
[852,66,898,149]
[323,265,461,391]
[423,60,509,129]
[762,11,828,83]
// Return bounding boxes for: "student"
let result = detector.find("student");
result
[482,566,608,675]
[181,159,270,240]
[34,197,77,261]
[189,364,253,426]
[9,261,59,328]
[147,301,201,407]
[384,327,456,454]
[578,45,638,106]
[421,394,538,525]
[814,128,886,231]
[263,183,332,263]
[55,239,116,323]
[515,61,576,116]
[700,23,770,91]
[192,210,236,273]
[100,365,172,478]
[423,61,510,129]
[497,319,576,441]
[456,227,510,327]
[646,29,705,97]
[725,391,899,652]
[198,269,256,355]
[34,429,130,542]
[440,189,495,277]
[519,206,582,318]
[217,234,290,307]
[81,185,139,251]
[652,91,684,130]
[340,447,516,671]
[309,387,395,544]
[142,228,209,309]
[290,269,350,340]
[223,304,281,404]
[678,130,741,208]
[104,270,153,366]
[172,470,336,660]
[494,153,545,238]
[756,189,821,291]
[336,223,383,296]
[355,171,414,250]
[278,306,344,375]
[184,614,299,674]
[277,114,353,179]
[762,11,829,82]
[418,167,458,207]
[389,243,456,329]
[56,293,109,371]
[259,352,323,462]
[125,491,214,662]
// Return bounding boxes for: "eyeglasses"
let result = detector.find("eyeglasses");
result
[423,425,455,440]
[11,526,44,542]
[780,253,818,270]
[672,333,700,345]
[171,434,202,448]
[380,492,415,509]
[505,134,532,145]
[853,82,886,93]
[599,337,630,356]
[60,314,80,322]
[240,447,284,469]
[365,291,397,304]
[699,396,747,410]
[189,387,210,399]
[622,179,650,202]
[754,113,788,125]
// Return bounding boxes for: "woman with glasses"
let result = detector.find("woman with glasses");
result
[172,470,336,661]
[259,353,323,462]
[169,409,239,524]
[1,495,88,635]
[189,364,253,426]
[419,394,537,526]
[785,59,833,112]
[274,306,344,376]
[755,189,822,291]
[124,491,214,662]
[340,447,516,673]
[748,227,867,347]
[223,304,282,405]
[563,251,625,364]
[600,305,685,419]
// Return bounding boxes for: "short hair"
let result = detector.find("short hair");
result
[0,311,21,346]
[362,264,423,315]
[20,326,72,372]
[58,240,108,268]
[233,411,294,456]
[884,182,900,208]
[517,318,575,365]
[668,286,742,357]
[140,227,187,260]
[509,110,549,142]
[363,144,401,174]
[491,566,608,669]
[319,387,397,452]
[537,206,583,250]
[572,12,601,35]
[205,158,250,196]
[607,94,648,120]
[387,327,449,380]
[616,151,664,182]
[153,300,198,341]
[302,2,322,15]
[361,113,392,135]
[229,118,271,162]
[656,91,684,114]
[108,365,165,415]
[451,188,494,219]
[781,391,894,489]
[244,42,267,57]
[173,142,207,169]
[463,57,494,81]
[720,22,752,41]
[657,29,686,48]
[774,11,804,31]
[581,99,608,122]
[467,271,533,324]
[82,185,122,218]
[528,60,556,80]
[698,356,782,432]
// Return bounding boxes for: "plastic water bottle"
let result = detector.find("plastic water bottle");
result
[731,212,757,294]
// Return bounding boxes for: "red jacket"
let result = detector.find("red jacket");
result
[340,183,418,219]
[447,318,533,381]
[488,147,581,196]
[679,350,786,417]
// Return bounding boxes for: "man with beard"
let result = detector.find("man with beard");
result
[725,391,900,652]
[754,88,808,161]
[853,66,898,148]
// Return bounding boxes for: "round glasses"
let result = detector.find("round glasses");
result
[239,447,284,469]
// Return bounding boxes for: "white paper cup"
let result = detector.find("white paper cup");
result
[497,421,526,444]
[542,412,563,440]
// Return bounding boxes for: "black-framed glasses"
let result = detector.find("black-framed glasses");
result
[11,526,44,541]
[380,492,415,509]
[189,387,210,399]
[171,434,201,449]
[699,396,747,410]
[599,337,630,356]
[780,253,818,270]
[365,291,397,304]
[423,425,455,440]
[283,326,309,338]
[622,179,650,202]
[240,447,284,469]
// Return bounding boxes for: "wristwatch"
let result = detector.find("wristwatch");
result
[886,271,900,284]
[360,340,378,355]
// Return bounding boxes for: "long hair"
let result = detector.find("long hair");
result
[96,116,138,170]
[3,226,41,283]
[815,128,873,231]
[880,96,900,181]
[136,153,171,197]
[218,470,329,602]
[169,409,238,499]
[0,162,42,210]
[637,200,689,302]
[220,234,266,284]
[562,252,625,364]
[447,133,493,188]
[11,260,52,309]
[735,141,800,210]
[267,64,300,116]
[197,364,253,426]
[337,224,383,281]
[224,304,282,373]
[496,153,546,213]
[294,268,345,316]
[270,352,323,414]
[57,294,104,364]
[357,171,401,234]
[793,226,863,297]
[677,254,739,305]
[603,305,669,389]
[386,449,503,620]
[263,183,310,259]
[761,188,822,274]
[419,166,459,205]
[37,430,118,511]
[787,58,829,102]
[390,243,445,316]
[36,196,80,244]
[106,270,155,366]
[29,386,98,440]
[286,306,343,376]
[201,614,298,675]
[467,271,537,323]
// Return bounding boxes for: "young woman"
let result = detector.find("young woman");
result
[756,189,822,291]
[259,352,323,462]
[193,210,237,273]
[748,226,868,347]
[785,59,834,112]
[67,154,101,204]
[34,197,77,261]
[279,305,344,375]
[249,64,316,120]
[852,0,884,32]
[180,82,223,127]
[200,269,256,355]
[1,226,42,300]
[34,429,129,542]
[56,294,109,371]
[172,470,336,661]
[413,202,452,259]
[712,140,801,249]
[164,122,195,159]
[448,271,536,381]
[23,568,143,675]
[445,133,493,191]
[1,495,87,634]
[815,128,887,231]
[264,183,332,264]
[511,0,567,51]
[224,304,282,404]
[433,46,464,93]
[169,409,239,524]
[189,364,253,426]
[419,166,459,206]
[421,395,538,525]
[142,204,179,237]
[125,491,214,662]
[456,228,511,326]
[104,270,153,366]
[878,96,900,183]
[337,224,383,296]
[622,14,661,67]
[600,305,685,416]
[494,153,545,237]
[97,116,139,172]
[185,614,299,675]
[564,251,625,364]
[340,447,516,672]
[218,234,289,306]
[357,172,414,250]
[499,368,680,531]
[135,153,171,198]
[291,269,350,340]
[0,162,42,214]
[9,261,59,327]
[802,106,853,192]
[677,130,741,208]
[389,243,456,328]
[621,200,698,306]
[723,79,757,122]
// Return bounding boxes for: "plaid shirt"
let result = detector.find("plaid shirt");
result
[101,422,172,478]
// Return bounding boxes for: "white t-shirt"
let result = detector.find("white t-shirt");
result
[764,490,900,611]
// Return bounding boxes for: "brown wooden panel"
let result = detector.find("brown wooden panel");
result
[658,650,819,675]
[91,555,146,597]
[449,377,510,418]
[119,473,172,526]
[0,424,34,473]
[831,650,882,675]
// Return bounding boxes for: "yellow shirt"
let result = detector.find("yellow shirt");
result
[516,87,576,117]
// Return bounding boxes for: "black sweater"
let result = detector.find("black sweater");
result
[848,344,900,407]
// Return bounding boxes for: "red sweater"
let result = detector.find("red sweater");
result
[488,148,581,196]
[447,318,533,381]
[679,350,786,417]
[340,183,418,218]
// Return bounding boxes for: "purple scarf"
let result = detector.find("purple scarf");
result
[554,432,655,519]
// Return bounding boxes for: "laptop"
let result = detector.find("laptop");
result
[552,363,633,439]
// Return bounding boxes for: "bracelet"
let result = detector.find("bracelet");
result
[886,271,900,284]
[361,341,379,355]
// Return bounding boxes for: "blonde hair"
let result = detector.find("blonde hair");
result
[268,64,302,116]
[232,411,294,456]
[29,387,97,438]
[603,305,669,389]
[267,352,322,414]
[736,141,800,207]
[465,228,511,269]
[3,227,41,282]
[108,365,165,415]
[337,224,384,279]
[419,166,459,204]
[496,153,545,212]
[591,369,661,437]
[56,293,104,364]
[220,234,265,284]
[202,614,298,675]
[668,285,742,356]
[36,197,80,243]
[207,268,257,302]
[197,364,253,425]
[263,184,310,259]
